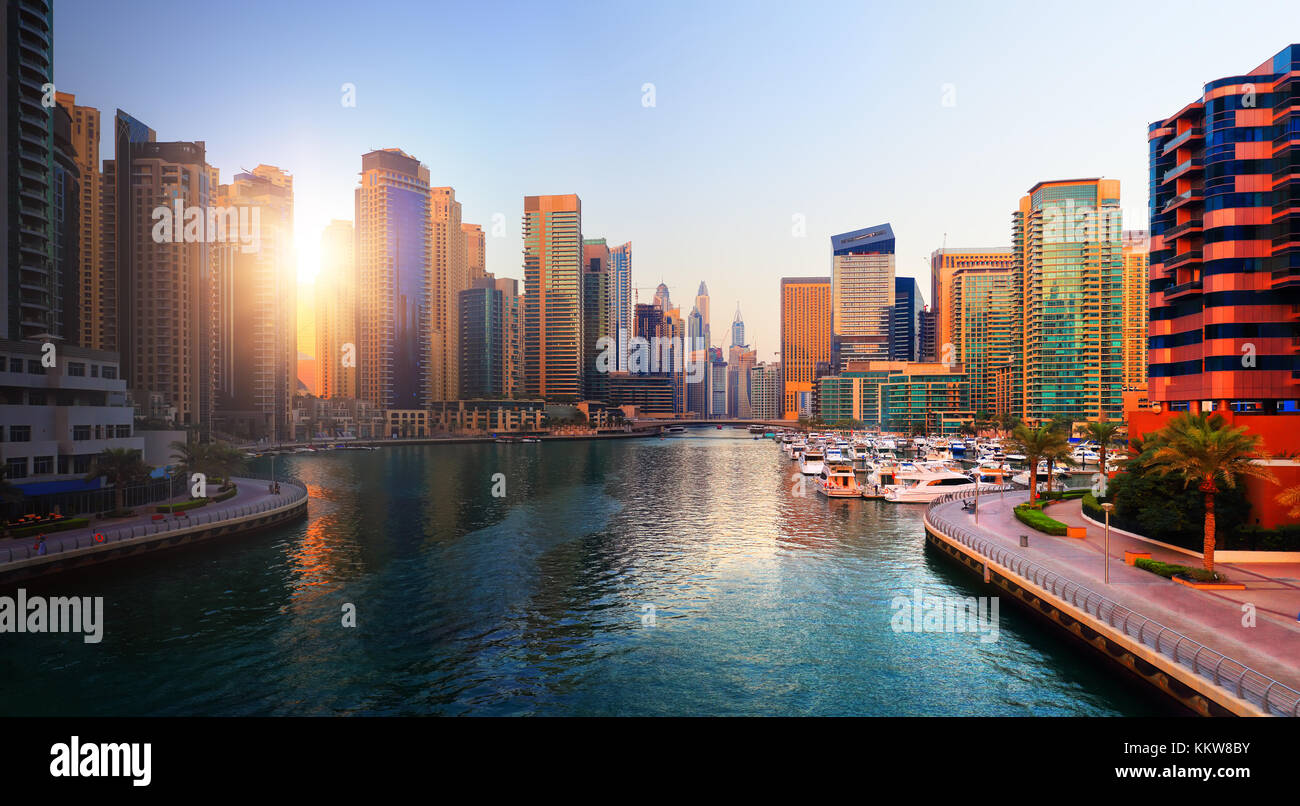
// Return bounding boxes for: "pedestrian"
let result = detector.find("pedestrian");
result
[37,535,47,556]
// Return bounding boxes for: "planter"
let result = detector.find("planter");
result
[1124,550,1152,566]
[1172,575,1246,591]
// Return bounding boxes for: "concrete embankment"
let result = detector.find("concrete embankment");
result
[924,493,1300,717]
[0,478,308,583]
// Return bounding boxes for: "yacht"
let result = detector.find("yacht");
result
[816,462,861,497]
[883,468,981,503]
[799,448,826,476]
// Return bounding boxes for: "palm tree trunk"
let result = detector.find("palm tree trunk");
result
[1028,455,1038,503]
[1203,491,1216,574]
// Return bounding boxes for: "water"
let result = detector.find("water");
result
[0,430,1161,715]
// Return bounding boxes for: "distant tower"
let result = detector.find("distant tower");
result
[653,282,671,312]
[730,302,745,348]
[695,281,711,347]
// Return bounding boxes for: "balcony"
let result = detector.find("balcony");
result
[1162,187,1203,214]
[1163,278,1204,300]
[1163,217,1203,241]
[1162,127,1204,156]
[1163,249,1203,271]
[1163,157,1204,185]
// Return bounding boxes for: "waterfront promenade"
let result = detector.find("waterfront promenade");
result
[0,477,307,571]
[929,490,1300,714]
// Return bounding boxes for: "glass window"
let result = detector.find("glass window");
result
[33,456,53,475]
[67,362,86,377]
[9,425,31,442]
[5,457,27,479]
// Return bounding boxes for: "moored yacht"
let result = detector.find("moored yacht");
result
[816,462,861,497]
[883,468,981,503]
[799,447,825,475]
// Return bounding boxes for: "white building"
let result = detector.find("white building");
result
[0,340,145,493]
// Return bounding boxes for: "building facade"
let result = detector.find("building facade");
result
[523,194,582,400]
[832,224,895,367]
[356,149,431,410]
[316,219,356,399]
[780,276,832,419]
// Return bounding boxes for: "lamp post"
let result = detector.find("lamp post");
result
[1101,502,1115,584]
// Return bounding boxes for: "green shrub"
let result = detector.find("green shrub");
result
[1133,557,1223,583]
[1225,524,1300,552]
[157,498,210,514]
[9,517,90,539]
[1014,503,1068,536]
[1082,492,1105,522]
[211,485,238,503]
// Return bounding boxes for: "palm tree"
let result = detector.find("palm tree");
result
[1145,412,1277,574]
[85,448,153,513]
[1277,484,1300,519]
[1007,424,1070,502]
[1084,420,1123,495]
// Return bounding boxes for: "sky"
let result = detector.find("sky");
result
[54,0,1298,362]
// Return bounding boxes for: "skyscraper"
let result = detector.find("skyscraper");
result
[1121,230,1150,391]
[3,0,55,341]
[934,255,1019,416]
[889,277,923,361]
[1146,45,1299,420]
[316,220,357,399]
[56,93,103,350]
[695,281,711,348]
[459,276,507,399]
[653,282,671,312]
[104,113,217,431]
[462,222,486,282]
[582,237,612,401]
[730,302,745,348]
[929,248,1016,361]
[609,242,632,370]
[749,363,781,420]
[781,276,832,419]
[832,224,895,368]
[1015,178,1125,424]
[429,187,466,402]
[212,166,296,441]
[523,194,582,400]
[356,148,431,410]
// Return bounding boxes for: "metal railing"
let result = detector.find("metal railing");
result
[925,489,1300,717]
[0,477,308,567]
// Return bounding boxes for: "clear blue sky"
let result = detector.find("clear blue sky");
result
[54,0,1296,361]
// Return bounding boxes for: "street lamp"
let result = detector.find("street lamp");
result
[1101,502,1115,584]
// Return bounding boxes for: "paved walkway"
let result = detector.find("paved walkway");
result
[1,477,301,563]
[940,491,1300,694]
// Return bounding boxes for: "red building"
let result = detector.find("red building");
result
[1132,45,1300,526]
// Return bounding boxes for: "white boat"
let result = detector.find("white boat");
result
[800,448,825,476]
[816,463,861,497]
[665,425,686,434]
[883,469,982,503]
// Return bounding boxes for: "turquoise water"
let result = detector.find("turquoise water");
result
[0,430,1160,715]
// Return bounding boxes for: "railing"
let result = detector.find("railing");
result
[0,477,308,566]
[925,489,1300,717]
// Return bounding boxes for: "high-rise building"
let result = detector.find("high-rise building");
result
[931,252,1020,416]
[212,166,296,441]
[780,276,832,419]
[749,363,781,420]
[889,277,923,361]
[695,281,711,349]
[316,220,357,399]
[1146,45,1299,420]
[429,187,466,402]
[1014,178,1124,424]
[3,0,56,341]
[686,305,706,415]
[929,248,1016,361]
[56,93,103,350]
[462,222,486,282]
[727,344,756,417]
[356,148,431,410]
[1121,230,1150,391]
[831,224,895,368]
[818,361,971,435]
[653,282,671,312]
[459,276,507,400]
[51,103,80,347]
[103,112,217,431]
[582,238,612,401]
[730,302,745,348]
[608,242,632,369]
[918,306,938,362]
[523,194,582,400]
[708,347,727,416]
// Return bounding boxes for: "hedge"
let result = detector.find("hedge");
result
[1014,503,1069,536]
[211,485,238,503]
[8,517,90,539]
[157,498,210,514]
[1134,557,1221,583]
